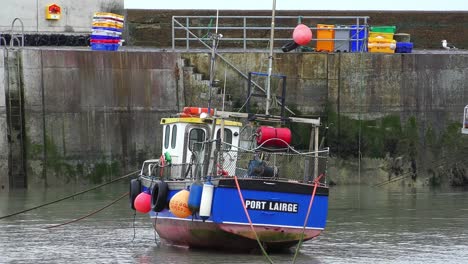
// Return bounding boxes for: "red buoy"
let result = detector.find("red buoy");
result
[256,126,292,147]
[293,24,312,46]
[134,192,151,213]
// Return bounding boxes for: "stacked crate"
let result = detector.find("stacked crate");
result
[91,12,124,51]
[334,25,350,52]
[368,26,396,53]
[350,25,368,52]
[316,24,335,52]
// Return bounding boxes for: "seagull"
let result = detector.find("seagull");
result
[441,40,457,50]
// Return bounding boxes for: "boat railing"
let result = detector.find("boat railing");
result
[188,141,329,183]
[172,15,369,51]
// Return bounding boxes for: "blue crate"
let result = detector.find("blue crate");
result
[91,34,121,40]
[396,42,413,53]
[91,43,119,51]
[350,25,368,52]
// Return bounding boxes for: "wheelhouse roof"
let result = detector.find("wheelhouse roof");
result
[160,117,242,127]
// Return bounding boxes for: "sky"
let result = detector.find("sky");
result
[124,0,468,11]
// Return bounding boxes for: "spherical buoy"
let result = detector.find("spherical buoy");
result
[169,189,192,218]
[293,24,312,46]
[134,192,151,213]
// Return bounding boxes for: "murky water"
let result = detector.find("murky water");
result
[1,182,467,264]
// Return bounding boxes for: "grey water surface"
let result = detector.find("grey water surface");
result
[1,183,467,264]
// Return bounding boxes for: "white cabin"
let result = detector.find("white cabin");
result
[160,117,242,178]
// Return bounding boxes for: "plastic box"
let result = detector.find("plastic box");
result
[334,25,350,52]
[316,24,335,52]
[350,25,367,52]
[370,26,396,33]
[395,42,413,53]
[368,37,396,53]
[369,32,394,40]
[91,43,119,51]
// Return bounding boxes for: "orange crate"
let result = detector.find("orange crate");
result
[316,24,335,52]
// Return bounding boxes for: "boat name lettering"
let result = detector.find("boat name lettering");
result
[244,199,298,213]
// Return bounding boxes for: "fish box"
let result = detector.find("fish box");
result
[350,25,367,52]
[395,42,413,53]
[370,26,396,33]
[316,24,335,52]
[91,43,119,51]
[334,25,350,52]
[368,37,396,53]
[369,32,394,40]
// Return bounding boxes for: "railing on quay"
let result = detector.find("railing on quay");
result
[172,15,369,51]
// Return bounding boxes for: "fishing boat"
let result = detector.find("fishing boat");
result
[129,4,329,253]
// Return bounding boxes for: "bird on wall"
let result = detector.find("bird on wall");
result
[441,40,457,50]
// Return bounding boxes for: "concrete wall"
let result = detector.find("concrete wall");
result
[21,49,179,187]
[1,48,467,188]
[0,49,7,190]
[0,0,123,33]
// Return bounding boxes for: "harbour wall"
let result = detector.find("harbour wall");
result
[1,48,467,190]
[126,10,468,49]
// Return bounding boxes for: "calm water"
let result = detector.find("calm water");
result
[1,183,468,264]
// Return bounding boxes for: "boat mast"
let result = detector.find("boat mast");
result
[208,10,220,116]
[265,0,276,116]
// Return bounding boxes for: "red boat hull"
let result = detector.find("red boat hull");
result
[153,217,323,252]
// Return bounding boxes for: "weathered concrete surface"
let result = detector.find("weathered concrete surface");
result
[0,49,8,190]
[0,0,123,33]
[1,48,467,188]
[20,49,180,187]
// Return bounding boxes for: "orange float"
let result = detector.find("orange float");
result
[169,189,192,218]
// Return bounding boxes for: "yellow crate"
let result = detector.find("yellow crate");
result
[92,22,123,29]
[316,24,335,52]
[369,32,394,40]
[94,12,124,21]
[368,38,396,53]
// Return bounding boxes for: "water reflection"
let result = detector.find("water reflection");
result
[1,183,467,263]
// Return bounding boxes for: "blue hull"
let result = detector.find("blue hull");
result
[145,178,328,251]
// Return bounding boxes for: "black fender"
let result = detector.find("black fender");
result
[151,180,169,212]
[129,178,141,210]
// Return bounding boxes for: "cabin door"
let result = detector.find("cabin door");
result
[183,125,210,178]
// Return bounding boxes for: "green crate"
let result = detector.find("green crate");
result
[370,26,396,33]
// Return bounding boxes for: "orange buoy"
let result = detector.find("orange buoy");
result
[169,189,192,218]
[293,24,312,46]
[134,192,151,214]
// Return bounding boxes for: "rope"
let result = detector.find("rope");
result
[292,173,324,263]
[233,176,274,264]
[0,170,139,220]
[45,192,129,229]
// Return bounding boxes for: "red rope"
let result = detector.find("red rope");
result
[292,173,325,263]
[302,173,324,228]
[233,176,273,263]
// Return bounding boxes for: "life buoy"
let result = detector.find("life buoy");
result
[151,180,169,212]
[129,178,141,210]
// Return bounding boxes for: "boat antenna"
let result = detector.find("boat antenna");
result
[265,0,276,116]
[208,9,221,116]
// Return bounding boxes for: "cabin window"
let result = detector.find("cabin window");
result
[171,125,177,149]
[164,125,170,149]
[216,128,233,150]
[189,128,205,152]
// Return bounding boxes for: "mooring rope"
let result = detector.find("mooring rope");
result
[292,173,324,264]
[233,176,274,264]
[45,192,129,229]
[0,170,139,220]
